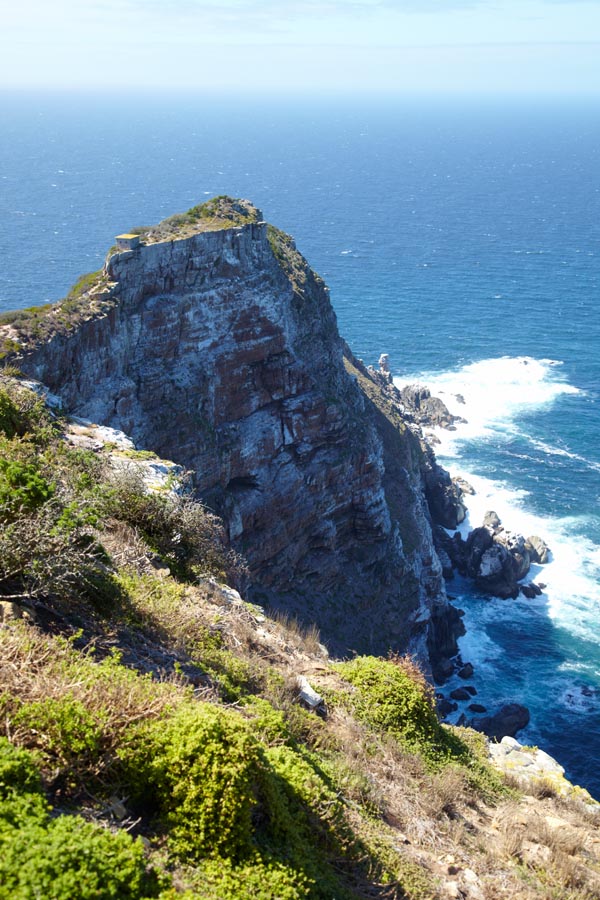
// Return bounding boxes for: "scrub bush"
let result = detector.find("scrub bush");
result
[0,738,162,900]
[121,702,262,862]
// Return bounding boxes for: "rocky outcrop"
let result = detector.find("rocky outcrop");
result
[525,535,551,565]
[3,199,461,663]
[435,511,550,600]
[470,703,530,741]
[399,384,465,430]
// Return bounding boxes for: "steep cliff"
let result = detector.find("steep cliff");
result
[1,198,458,662]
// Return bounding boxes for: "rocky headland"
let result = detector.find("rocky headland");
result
[0,197,466,672]
[1,198,598,899]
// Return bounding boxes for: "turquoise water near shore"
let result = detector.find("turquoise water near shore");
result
[1,92,599,794]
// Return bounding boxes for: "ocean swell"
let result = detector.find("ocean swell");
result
[395,355,600,794]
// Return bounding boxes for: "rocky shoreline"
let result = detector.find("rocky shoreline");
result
[373,355,553,743]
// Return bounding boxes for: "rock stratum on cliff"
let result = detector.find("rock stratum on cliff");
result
[1,197,463,666]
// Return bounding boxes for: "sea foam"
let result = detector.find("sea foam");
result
[395,356,600,750]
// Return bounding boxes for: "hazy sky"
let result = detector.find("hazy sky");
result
[2,0,600,94]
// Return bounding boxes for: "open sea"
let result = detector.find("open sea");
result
[1,91,599,795]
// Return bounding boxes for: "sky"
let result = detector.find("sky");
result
[1,0,600,95]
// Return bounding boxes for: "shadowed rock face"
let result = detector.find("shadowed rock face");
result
[10,202,457,661]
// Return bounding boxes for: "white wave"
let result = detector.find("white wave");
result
[528,437,600,473]
[395,355,580,459]
[395,356,600,650]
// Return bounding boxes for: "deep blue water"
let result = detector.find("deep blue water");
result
[1,91,600,795]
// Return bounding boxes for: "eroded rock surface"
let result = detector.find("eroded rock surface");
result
[7,200,461,662]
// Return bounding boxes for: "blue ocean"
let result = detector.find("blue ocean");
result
[1,92,599,794]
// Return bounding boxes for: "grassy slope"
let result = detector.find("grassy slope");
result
[1,377,600,900]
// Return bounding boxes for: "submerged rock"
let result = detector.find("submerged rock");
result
[470,703,530,741]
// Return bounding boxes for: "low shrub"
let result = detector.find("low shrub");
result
[120,702,262,862]
[0,456,55,520]
[178,856,311,900]
[0,738,163,900]
[11,696,105,770]
[119,703,355,897]
[334,655,447,756]
[0,738,42,799]
[102,467,241,583]
[0,383,52,441]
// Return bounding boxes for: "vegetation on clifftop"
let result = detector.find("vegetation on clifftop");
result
[1,376,599,900]
[137,196,262,244]
[0,268,111,357]
[0,197,260,360]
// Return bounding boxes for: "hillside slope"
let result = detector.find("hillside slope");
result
[0,376,599,900]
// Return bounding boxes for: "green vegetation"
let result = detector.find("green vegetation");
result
[0,379,236,613]
[335,655,454,759]
[143,196,261,243]
[0,269,111,358]
[0,738,162,900]
[0,375,598,899]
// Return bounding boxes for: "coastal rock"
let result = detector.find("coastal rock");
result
[458,662,474,680]
[461,524,532,598]
[428,603,466,683]
[421,449,467,529]
[482,510,501,531]
[436,695,458,717]
[465,527,494,577]
[450,687,471,701]
[520,582,543,599]
[453,476,475,495]
[437,548,454,580]
[399,384,463,430]
[6,199,456,663]
[470,703,530,741]
[525,535,551,565]
[475,544,521,598]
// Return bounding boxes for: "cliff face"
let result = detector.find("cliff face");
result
[6,200,456,661]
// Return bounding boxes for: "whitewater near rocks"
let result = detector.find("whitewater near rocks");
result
[396,355,600,794]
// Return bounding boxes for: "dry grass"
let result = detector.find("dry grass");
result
[269,608,327,658]
[0,621,185,778]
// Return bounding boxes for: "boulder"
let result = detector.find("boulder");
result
[458,662,474,680]
[422,456,467,529]
[399,384,458,429]
[475,543,521,599]
[521,582,542,599]
[470,703,530,741]
[453,476,475,495]
[450,688,471,701]
[436,695,458,718]
[494,530,531,581]
[525,535,551,565]
[482,510,501,531]
[465,527,494,578]
[468,703,487,714]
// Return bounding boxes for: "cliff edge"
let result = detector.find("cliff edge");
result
[1,197,460,664]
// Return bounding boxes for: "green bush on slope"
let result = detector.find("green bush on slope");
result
[334,655,505,802]
[0,738,162,900]
[119,702,366,898]
[334,655,448,755]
